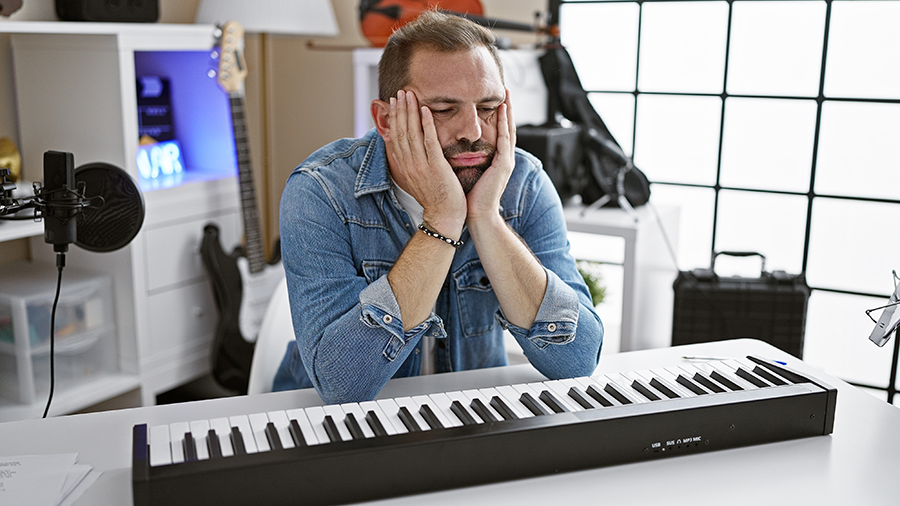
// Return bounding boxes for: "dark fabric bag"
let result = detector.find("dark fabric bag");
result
[536,45,651,209]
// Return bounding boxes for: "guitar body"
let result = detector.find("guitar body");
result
[201,224,283,394]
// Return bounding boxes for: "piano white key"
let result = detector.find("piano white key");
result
[304,407,333,443]
[602,373,646,404]
[149,424,172,467]
[733,358,788,385]
[322,404,352,442]
[393,397,429,431]
[637,369,689,399]
[286,408,322,445]
[511,383,554,414]
[561,378,603,408]
[341,403,376,438]
[360,400,398,436]
[462,389,503,422]
[711,361,762,390]
[491,385,534,418]
[659,367,706,397]
[445,391,480,424]
[189,420,211,460]
[540,380,582,411]
[620,371,665,401]
[375,398,410,434]
[229,415,258,454]
[210,417,235,457]
[248,413,272,452]
[169,421,190,464]
[267,411,296,449]
[421,393,460,428]
[572,376,620,406]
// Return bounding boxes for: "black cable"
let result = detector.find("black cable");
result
[41,252,65,419]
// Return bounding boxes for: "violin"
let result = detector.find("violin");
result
[359,0,558,47]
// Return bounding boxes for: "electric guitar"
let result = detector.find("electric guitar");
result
[201,21,284,394]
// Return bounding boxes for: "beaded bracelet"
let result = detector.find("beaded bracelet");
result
[418,222,464,250]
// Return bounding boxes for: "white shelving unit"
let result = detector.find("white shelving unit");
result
[0,22,243,420]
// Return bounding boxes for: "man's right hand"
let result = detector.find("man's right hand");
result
[388,90,466,239]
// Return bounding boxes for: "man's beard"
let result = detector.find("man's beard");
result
[443,139,495,194]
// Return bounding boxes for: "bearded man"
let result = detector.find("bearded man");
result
[274,10,603,403]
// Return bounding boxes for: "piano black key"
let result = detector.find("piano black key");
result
[649,378,680,399]
[419,404,445,430]
[450,400,478,425]
[289,419,307,447]
[231,426,246,456]
[586,385,614,407]
[207,429,222,459]
[265,422,283,451]
[520,392,552,416]
[676,374,709,395]
[490,396,519,420]
[603,383,633,405]
[752,366,787,386]
[322,415,342,443]
[470,398,499,423]
[567,387,595,409]
[398,406,421,432]
[344,413,366,440]
[539,390,569,413]
[692,373,726,393]
[710,370,743,391]
[631,380,661,401]
[183,431,197,462]
[736,368,769,388]
[365,410,388,437]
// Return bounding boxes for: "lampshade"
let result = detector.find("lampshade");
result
[195,0,339,36]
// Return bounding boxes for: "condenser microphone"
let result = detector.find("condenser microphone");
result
[41,150,82,252]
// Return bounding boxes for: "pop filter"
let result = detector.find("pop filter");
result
[74,162,145,252]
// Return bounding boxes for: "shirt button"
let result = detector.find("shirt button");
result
[548,323,557,332]
[382,314,393,325]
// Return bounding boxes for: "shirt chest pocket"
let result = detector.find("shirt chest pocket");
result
[361,260,394,284]
[453,260,499,338]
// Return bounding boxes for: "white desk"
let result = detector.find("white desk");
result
[1,338,898,506]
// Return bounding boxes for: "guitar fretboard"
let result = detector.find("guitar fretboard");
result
[229,93,266,274]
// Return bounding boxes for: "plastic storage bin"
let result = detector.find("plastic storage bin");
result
[0,261,117,405]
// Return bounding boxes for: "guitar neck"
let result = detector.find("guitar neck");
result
[229,91,267,273]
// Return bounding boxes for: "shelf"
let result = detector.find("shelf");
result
[0,372,141,422]
[0,219,42,242]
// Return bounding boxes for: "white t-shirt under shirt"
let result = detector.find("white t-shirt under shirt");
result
[391,182,436,375]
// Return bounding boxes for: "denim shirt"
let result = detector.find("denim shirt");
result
[274,129,603,403]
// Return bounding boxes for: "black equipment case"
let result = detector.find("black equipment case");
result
[671,251,810,358]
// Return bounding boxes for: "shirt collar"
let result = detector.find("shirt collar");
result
[354,129,393,198]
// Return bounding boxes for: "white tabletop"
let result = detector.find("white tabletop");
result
[1,338,898,506]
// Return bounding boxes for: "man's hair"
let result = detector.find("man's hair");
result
[377,9,504,102]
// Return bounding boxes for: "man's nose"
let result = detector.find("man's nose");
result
[455,106,482,143]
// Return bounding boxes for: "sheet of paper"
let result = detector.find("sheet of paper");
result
[0,454,100,506]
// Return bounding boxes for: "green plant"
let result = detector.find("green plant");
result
[577,260,606,306]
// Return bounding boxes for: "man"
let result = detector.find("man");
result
[274,10,603,403]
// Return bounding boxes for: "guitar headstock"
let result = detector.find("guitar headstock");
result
[214,20,247,94]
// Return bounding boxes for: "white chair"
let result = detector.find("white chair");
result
[247,277,295,395]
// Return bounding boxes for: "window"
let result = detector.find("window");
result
[560,0,900,403]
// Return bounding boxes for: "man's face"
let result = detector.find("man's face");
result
[403,46,506,193]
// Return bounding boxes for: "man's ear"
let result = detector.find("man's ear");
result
[371,99,391,141]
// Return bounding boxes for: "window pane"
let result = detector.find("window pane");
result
[638,1,730,93]
[825,1,900,99]
[714,190,808,275]
[648,185,715,271]
[727,1,826,97]
[560,2,640,92]
[807,198,900,294]
[804,291,893,387]
[720,97,816,193]
[634,94,722,186]
[815,100,900,200]
[588,92,635,157]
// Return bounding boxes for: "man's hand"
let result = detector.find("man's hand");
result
[465,89,516,225]
[389,90,466,238]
